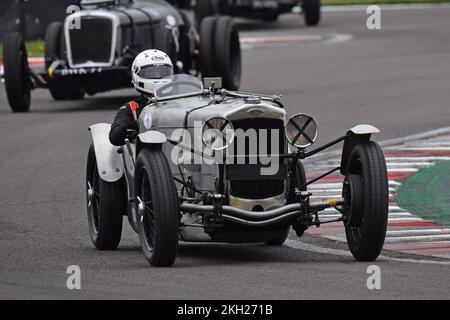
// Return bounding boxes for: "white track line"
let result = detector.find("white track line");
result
[385,157,450,161]
[284,240,450,265]
[387,229,450,236]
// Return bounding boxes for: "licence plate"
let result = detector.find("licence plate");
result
[252,0,279,9]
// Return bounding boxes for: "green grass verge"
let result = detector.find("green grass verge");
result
[396,160,450,227]
[0,40,44,60]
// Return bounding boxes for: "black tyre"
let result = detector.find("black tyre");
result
[303,0,321,26]
[44,22,62,70]
[266,162,307,245]
[155,26,178,69]
[3,33,31,112]
[199,16,217,78]
[214,16,241,90]
[86,144,127,250]
[178,10,193,71]
[343,141,388,261]
[195,0,220,28]
[135,148,179,267]
[44,22,84,101]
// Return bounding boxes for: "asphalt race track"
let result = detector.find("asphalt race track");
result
[1,6,450,299]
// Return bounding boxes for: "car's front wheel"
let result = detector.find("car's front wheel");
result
[86,144,127,250]
[343,141,388,261]
[135,148,179,267]
[3,32,31,112]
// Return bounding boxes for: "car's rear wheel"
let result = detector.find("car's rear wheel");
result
[214,17,241,90]
[343,141,388,261]
[45,22,84,101]
[155,26,178,70]
[86,144,127,250]
[195,0,220,28]
[302,0,321,26]
[3,32,31,112]
[135,148,179,267]
[199,16,241,90]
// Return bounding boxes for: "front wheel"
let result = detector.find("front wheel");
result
[86,144,127,250]
[343,141,388,261]
[135,148,179,267]
[3,33,31,112]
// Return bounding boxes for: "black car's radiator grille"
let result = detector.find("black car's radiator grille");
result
[68,17,113,66]
[227,118,285,199]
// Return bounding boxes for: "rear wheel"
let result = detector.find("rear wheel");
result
[3,33,31,112]
[195,0,220,28]
[135,148,179,267]
[214,17,241,90]
[155,26,178,69]
[86,144,127,250]
[199,17,217,78]
[302,0,321,26]
[343,141,388,261]
[199,16,241,90]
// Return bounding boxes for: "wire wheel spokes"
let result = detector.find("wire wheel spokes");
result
[88,163,101,233]
[140,170,155,250]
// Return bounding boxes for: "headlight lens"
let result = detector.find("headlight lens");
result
[202,117,235,151]
[285,113,318,148]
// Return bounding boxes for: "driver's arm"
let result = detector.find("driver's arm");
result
[109,104,138,146]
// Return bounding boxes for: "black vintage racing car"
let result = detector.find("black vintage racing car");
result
[194,0,321,27]
[2,0,241,112]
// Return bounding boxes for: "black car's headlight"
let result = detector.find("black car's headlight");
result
[285,113,318,148]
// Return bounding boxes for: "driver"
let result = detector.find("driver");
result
[109,49,173,146]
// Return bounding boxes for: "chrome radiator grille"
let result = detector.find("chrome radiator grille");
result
[227,118,285,199]
[67,17,114,67]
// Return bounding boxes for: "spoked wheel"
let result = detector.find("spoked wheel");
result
[86,144,127,250]
[343,141,388,261]
[3,33,31,112]
[266,162,307,245]
[199,16,242,90]
[135,148,179,267]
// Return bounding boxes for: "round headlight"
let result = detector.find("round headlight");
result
[285,113,318,148]
[202,117,235,151]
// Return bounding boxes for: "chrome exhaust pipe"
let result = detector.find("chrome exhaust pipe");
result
[180,198,344,223]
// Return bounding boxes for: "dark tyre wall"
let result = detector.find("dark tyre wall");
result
[0,0,74,41]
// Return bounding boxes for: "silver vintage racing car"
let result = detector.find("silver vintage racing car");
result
[86,74,389,267]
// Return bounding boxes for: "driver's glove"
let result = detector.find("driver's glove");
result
[126,121,139,140]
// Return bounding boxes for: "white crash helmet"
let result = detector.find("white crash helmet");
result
[131,49,174,95]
